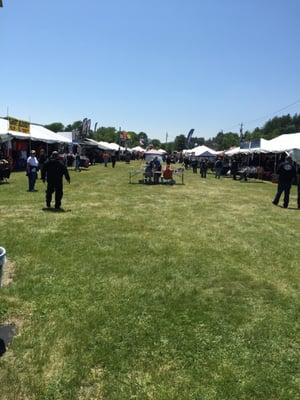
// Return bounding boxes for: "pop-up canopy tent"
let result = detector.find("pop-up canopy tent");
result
[144,149,165,162]
[30,125,72,143]
[225,134,300,156]
[225,139,271,156]
[266,132,300,153]
[0,119,11,143]
[83,138,125,151]
[0,118,71,143]
[131,146,145,152]
[188,145,218,157]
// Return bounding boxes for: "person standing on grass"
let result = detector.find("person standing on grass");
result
[75,153,81,172]
[272,156,296,209]
[231,158,238,180]
[199,159,208,178]
[191,156,198,173]
[103,151,109,167]
[297,164,300,209]
[111,151,117,168]
[215,158,223,179]
[42,151,70,210]
[26,150,39,192]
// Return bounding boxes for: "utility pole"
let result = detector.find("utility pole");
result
[165,132,168,143]
[239,123,244,138]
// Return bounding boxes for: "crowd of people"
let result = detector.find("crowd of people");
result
[1,145,299,210]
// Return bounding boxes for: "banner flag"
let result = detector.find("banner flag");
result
[81,118,91,138]
[186,129,194,147]
[9,117,30,134]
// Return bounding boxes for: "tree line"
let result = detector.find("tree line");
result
[45,113,300,152]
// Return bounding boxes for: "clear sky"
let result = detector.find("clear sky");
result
[1,0,300,141]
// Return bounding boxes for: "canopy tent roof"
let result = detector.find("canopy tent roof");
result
[83,138,125,151]
[0,118,71,143]
[144,149,166,155]
[30,125,72,143]
[266,132,300,153]
[57,131,73,142]
[187,145,218,157]
[225,134,300,156]
[131,146,145,152]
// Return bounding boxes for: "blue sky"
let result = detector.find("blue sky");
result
[1,0,300,141]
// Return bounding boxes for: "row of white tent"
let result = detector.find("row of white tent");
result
[0,118,168,154]
[183,133,300,157]
[2,116,299,156]
[224,133,300,156]
[83,139,167,154]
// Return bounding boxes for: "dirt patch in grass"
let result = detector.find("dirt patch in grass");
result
[1,258,15,287]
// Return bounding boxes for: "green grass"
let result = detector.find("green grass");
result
[0,162,299,400]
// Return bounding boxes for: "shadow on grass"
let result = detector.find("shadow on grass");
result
[239,180,266,184]
[42,208,71,213]
[278,205,299,211]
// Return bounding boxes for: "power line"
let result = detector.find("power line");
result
[225,98,300,132]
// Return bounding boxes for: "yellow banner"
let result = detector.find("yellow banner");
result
[9,117,30,134]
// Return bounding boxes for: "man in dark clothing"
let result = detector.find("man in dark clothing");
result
[199,159,208,178]
[42,151,70,210]
[297,165,300,209]
[272,156,296,208]
[191,157,198,173]
[231,159,238,180]
[111,151,117,168]
[215,158,223,179]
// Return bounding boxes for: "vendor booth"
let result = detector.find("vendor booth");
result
[0,117,71,170]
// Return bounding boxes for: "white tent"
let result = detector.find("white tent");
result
[131,146,145,152]
[225,147,242,156]
[158,148,167,154]
[225,139,271,156]
[30,125,72,143]
[266,132,300,153]
[108,142,125,151]
[249,138,271,153]
[0,118,71,143]
[84,139,125,151]
[189,145,218,157]
[57,131,74,142]
[0,118,11,142]
[145,149,166,155]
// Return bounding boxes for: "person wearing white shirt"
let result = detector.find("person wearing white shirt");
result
[26,150,39,192]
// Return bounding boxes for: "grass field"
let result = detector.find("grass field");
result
[0,162,299,400]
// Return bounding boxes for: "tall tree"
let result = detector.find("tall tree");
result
[174,134,187,151]
[91,127,118,143]
[150,139,161,149]
[137,132,149,147]
[44,122,64,132]
[64,121,82,132]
